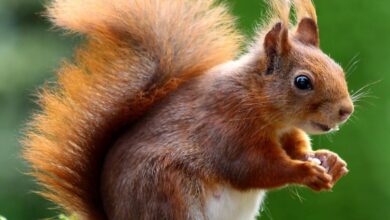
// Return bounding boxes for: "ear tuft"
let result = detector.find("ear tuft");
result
[263,22,290,75]
[264,22,291,57]
[295,18,319,47]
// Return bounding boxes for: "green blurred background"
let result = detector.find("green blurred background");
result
[0,0,388,219]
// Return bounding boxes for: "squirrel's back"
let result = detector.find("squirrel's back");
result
[23,0,242,219]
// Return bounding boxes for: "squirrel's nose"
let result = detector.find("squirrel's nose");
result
[338,103,353,122]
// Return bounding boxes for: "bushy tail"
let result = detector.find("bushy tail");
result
[22,0,242,219]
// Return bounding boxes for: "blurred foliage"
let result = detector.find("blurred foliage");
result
[58,214,78,220]
[0,0,388,219]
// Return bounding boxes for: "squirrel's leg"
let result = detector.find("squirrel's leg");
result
[231,139,333,191]
[280,128,312,160]
[280,128,348,185]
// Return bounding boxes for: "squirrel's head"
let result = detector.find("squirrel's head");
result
[246,0,353,134]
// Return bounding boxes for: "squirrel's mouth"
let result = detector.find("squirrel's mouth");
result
[311,121,331,132]
[311,121,339,133]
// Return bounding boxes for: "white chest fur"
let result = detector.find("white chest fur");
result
[205,185,266,220]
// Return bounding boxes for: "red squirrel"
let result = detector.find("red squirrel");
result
[23,0,353,219]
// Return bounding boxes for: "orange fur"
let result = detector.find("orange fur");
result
[23,0,242,219]
[293,0,318,23]
[23,0,353,219]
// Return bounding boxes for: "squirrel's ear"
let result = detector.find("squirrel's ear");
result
[263,22,290,75]
[264,22,291,57]
[295,18,319,47]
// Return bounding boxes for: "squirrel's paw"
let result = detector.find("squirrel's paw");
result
[312,150,349,184]
[298,161,333,191]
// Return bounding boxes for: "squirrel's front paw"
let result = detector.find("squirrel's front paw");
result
[298,162,333,191]
[312,150,349,184]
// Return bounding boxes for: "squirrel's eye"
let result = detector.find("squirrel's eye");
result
[294,75,313,90]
